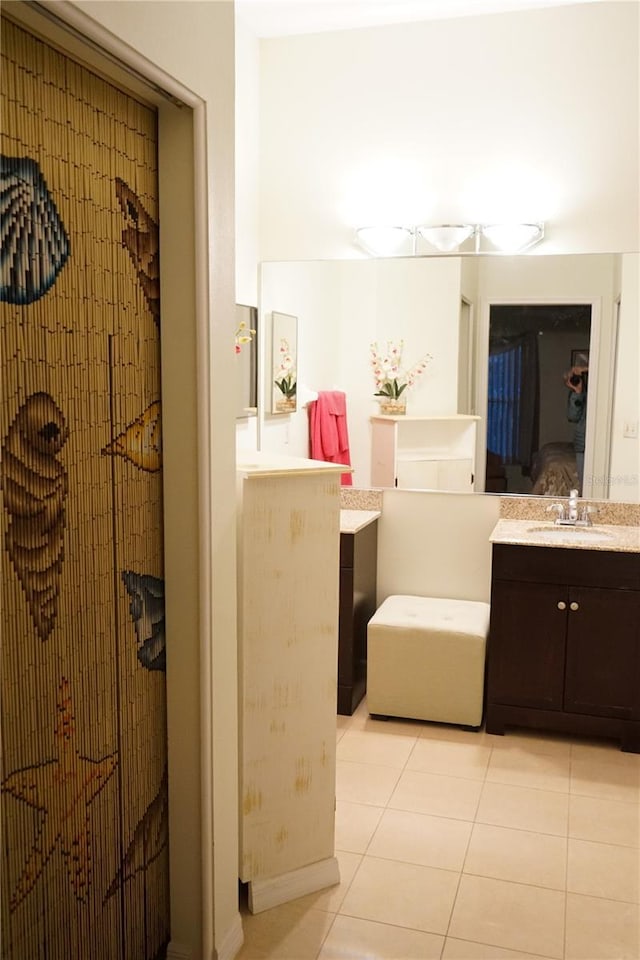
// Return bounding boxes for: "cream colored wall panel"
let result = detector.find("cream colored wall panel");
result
[377,489,501,604]
[237,457,341,905]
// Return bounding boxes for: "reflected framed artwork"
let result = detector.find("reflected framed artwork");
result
[235,304,258,419]
[271,312,298,414]
[570,348,589,369]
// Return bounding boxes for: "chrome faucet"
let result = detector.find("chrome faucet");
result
[546,490,599,527]
[567,488,579,522]
[546,489,579,525]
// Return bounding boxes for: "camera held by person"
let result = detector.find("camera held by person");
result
[564,365,588,394]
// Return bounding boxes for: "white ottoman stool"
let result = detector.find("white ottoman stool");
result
[367,595,490,727]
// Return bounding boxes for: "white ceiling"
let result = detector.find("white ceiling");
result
[236,0,600,38]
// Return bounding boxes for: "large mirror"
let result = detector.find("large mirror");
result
[258,253,639,502]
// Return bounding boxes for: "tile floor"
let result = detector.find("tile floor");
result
[237,699,640,960]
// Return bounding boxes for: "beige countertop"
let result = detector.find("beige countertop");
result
[490,518,640,553]
[237,452,350,478]
[340,509,381,534]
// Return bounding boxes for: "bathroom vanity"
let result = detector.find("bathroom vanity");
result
[487,520,640,752]
[338,510,380,715]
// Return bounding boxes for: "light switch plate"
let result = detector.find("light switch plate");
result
[623,421,638,438]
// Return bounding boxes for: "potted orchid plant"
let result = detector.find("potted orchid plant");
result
[235,318,256,354]
[274,338,297,411]
[370,340,432,414]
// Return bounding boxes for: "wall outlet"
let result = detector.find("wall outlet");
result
[623,420,638,439]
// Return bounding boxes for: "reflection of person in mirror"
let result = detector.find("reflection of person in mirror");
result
[564,363,588,493]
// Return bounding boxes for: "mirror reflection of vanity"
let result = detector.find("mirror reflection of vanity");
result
[257,252,639,503]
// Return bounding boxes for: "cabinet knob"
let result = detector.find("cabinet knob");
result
[557,601,566,610]
[570,601,579,611]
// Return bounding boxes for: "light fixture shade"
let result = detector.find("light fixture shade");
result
[355,225,413,257]
[481,223,544,253]
[417,224,475,253]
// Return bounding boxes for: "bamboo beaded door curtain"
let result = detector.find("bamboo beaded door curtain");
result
[1,18,169,960]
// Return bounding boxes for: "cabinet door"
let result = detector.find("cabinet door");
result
[436,458,474,491]
[488,580,567,710]
[564,587,640,719]
[396,459,440,490]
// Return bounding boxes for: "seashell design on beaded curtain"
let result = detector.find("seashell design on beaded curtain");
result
[0,155,71,305]
[115,177,160,326]
[1,391,69,640]
[102,400,162,472]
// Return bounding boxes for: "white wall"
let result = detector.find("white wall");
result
[235,14,260,306]
[256,2,639,263]
[377,490,501,604]
[610,254,640,501]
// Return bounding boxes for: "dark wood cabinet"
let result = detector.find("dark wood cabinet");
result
[487,543,640,751]
[338,519,378,715]
[564,586,640,720]
[488,579,567,712]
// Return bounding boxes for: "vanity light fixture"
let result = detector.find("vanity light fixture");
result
[354,225,413,257]
[355,221,545,256]
[417,224,476,253]
[480,222,544,253]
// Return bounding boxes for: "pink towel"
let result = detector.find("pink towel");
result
[308,390,353,485]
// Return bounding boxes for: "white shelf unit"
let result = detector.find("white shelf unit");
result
[370,414,480,491]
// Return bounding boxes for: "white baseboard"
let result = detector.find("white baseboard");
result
[248,856,340,914]
[166,942,192,960]
[166,911,243,960]
[215,912,244,960]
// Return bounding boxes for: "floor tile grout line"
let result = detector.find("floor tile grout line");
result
[563,819,571,960]
[347,851,462,879]
[460,867,568,894]
[438,755,495,954]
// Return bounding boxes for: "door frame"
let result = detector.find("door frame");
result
[475,295,613,499]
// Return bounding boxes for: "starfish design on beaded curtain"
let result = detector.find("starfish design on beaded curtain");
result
[1,677,118,911]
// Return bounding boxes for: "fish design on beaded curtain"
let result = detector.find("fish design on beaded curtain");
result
[122,571,166,671]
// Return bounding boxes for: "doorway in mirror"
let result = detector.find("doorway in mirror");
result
[486,304,591,496]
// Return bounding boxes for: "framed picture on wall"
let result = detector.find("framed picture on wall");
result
[570,348,589,369]
[271,312,298,414]
[236,304,258,419]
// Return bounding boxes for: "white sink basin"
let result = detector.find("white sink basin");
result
[525,525,614,544]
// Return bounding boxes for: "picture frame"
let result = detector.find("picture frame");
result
[570,348,589,369]
[271,311,298,414]
[235,304,258,419]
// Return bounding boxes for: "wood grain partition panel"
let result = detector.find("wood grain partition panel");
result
[1,18,169,960]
